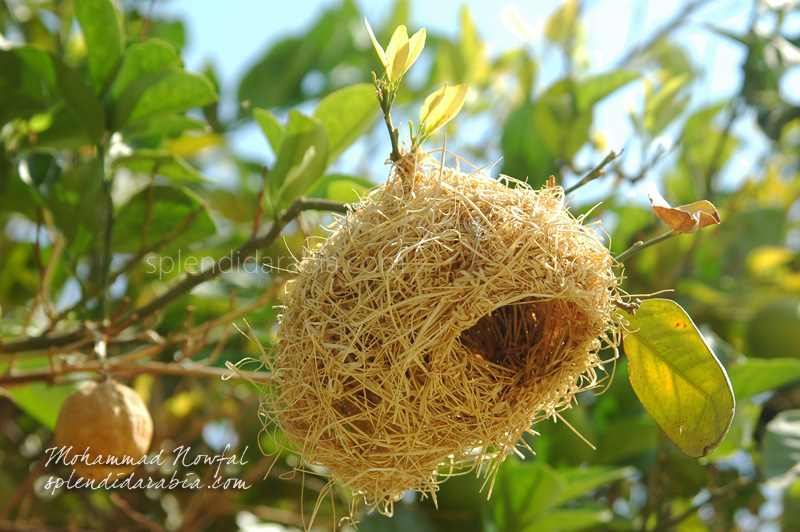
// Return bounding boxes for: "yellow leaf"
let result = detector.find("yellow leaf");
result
[746,246,792,277]
[545,0,579,43]
[364,18,387,67]
[419,83,469,140]
[649,188,720,234]
[385,25,410,82]
[406,28,426,74]
[164,133,223,158]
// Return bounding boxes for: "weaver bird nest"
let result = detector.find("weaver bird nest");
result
[262,150,622,513]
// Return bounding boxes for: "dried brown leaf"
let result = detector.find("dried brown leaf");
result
[649,189,720,234]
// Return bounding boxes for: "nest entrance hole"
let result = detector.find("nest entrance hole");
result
[458,299,578,378]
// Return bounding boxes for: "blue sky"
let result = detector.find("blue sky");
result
[157,0,771,201]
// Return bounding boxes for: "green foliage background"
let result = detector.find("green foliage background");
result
[1,0,800,530]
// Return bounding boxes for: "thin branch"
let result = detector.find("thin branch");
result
[110,361,271,383]
[110,197,348,331]
[0,197,348,356]
[0,284,281,387]
[565,150,622,194]
[99,144,114,321]
[0,355,270,387]
[616,230,677,263]
[109,493,169,532]
[50,206,205,326]
[0,458,47,521]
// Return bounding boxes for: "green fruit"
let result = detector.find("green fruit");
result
[747,298,800,359]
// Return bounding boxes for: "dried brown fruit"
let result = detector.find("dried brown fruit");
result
[54,379,153,481]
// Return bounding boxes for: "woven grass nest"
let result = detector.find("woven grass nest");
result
[262,149,622,514]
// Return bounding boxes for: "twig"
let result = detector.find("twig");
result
[0,356,271,387]
[616,0,714,67]
[99,144,114,321]
[616,230,676,263]
[565,150,622,194]
[613,298,642,313]
[0,458,47,520]
[109,493,169,532]
[639,434,668,532]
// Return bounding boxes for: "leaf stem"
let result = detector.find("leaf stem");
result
[616,230,676,263]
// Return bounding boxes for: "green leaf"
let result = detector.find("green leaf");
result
[1,47,106,143]
[9,382,79,430]
[728,358,800,401]
[595,417,659,464]
[325,179,371,203]
[112,184,216,254]
[706,402,761,461]
[271,110,328,208]
[557,466,635,505]
[531,72,636,160]
[312,84,378,163]
[501,100,557,185]
[418,83,469,144]
[253,108,284,152]
[644,73,692,135]
[762,409,800,489]
[123,114,208,139]
[110,39,181,99]
[622,298,735,457]
[113,68,217,130]
[574,70,638,112]
[47,158,105,255]
[74,0,124,94]
[237,1,361,112]
[0,168,47,220]
[494,461,565,531]
[456,5,487,84]
[534,87,592,160]
[545,0,578,44]
[238,37,307,111]
[112,149,208,183]
[529,507,613,532]
[0,50,50,124]
[307,174,373,201]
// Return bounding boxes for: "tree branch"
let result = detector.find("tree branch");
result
[615,0,714,67]
[651,478,756,532]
